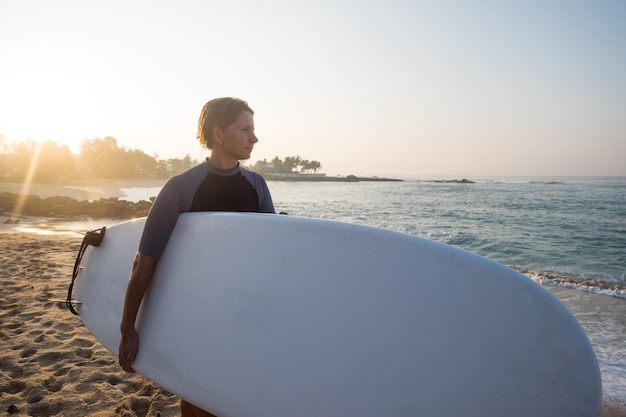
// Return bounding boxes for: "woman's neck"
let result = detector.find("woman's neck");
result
[208,153,239,171]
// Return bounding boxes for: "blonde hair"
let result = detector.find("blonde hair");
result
[196,98,254,149]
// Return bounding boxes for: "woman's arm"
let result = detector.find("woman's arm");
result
[119,252,158,373]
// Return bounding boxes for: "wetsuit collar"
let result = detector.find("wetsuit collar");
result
[205,158,241,176]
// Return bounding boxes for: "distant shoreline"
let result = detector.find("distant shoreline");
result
[0,178,166,201]
[263,175,403,182]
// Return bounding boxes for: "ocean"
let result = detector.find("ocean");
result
[268,176,625,290]
[38,176,626,400]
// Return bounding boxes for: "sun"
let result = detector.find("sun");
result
[0,63,106,154]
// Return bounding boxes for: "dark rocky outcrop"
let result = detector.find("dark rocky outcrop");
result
[432,178,475,184]
[0,192,153,220]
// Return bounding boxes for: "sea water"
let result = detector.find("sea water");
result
[36,176,626,399]
[269,177,625,290]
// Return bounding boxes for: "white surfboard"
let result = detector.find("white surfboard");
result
[72,212,602,417]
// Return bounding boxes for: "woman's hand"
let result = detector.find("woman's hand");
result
[119,327,139,373]
[118,252,158,373]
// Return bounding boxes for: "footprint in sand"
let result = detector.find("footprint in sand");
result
[34,351,71,368]
[70,337,95,348]
[19,347,37,358]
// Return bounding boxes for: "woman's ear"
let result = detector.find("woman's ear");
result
[212,126,223,145]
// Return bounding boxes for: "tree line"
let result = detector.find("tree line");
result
[248,156,322,174]
[0,135,323,182]
[0,135,199,182]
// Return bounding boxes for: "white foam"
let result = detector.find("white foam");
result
[530,274,626,300]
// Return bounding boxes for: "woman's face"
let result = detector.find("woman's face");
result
[216,110,258,161]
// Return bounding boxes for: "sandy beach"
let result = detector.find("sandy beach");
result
[0,232,181,416]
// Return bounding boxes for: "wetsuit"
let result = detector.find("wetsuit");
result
[138,159,275,258]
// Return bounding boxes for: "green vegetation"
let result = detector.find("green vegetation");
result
[0,135,326,183]
[0,135,199,182]
[248,156,322,175]
[0,135,401,184]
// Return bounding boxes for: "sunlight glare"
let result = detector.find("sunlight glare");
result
[0,64,106,153]
[13,141,43,217]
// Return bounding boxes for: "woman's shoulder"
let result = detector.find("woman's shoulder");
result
[166,162,209,184]
[157,163,209,199]
[240,166,267,182]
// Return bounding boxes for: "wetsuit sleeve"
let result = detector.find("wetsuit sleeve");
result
[256,177,275,213]
[241,168,275,213]
[138,175,187,259]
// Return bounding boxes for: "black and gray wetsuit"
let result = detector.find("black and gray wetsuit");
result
[138,159,275,258]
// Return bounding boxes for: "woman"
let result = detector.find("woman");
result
[118,98,275,417]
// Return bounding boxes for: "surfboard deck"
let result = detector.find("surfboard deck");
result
[73,212,602,417]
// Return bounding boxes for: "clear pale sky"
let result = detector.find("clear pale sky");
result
[1,0,624,177]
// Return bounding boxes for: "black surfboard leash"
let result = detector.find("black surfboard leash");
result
[66,227,107,315]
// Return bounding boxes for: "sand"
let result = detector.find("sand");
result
[0,231,180,416]
[1,230,625,416]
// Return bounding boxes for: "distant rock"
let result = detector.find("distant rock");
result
[0,192,153,219]
[264,174,402,182]
[432,178,475,184]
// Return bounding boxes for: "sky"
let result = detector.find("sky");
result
[1,0,624,177]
